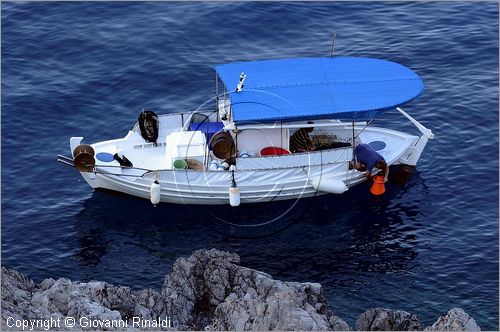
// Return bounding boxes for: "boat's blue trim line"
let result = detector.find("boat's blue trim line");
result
[215,57,424,124]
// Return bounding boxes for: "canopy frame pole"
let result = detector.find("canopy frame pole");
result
[224,87,227,121]
[224,121,367,131]
[354,118,374,140]
[215,73,219,114]
[352,119,355,147]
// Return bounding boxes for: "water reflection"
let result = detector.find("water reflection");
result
[73,171,427,285]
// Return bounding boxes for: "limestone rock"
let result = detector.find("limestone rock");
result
[160,249,239,329]
[1,267,38,325]
[162,249,348,330]
[425,308,480,331]
[356,308,423,331]
[2,250,348,331]
[1,268,171,331]
[0,251,482,331]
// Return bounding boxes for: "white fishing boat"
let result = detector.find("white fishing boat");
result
[58,57,434,206]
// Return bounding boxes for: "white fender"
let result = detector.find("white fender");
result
[310,176,348,194]
[150,180,161,206]
[229,186,240,207]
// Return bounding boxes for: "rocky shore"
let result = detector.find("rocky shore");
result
[2,249,480,331]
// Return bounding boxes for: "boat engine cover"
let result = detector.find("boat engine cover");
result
[138,110,159,143]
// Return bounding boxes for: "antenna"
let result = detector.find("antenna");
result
[330,32,336,57]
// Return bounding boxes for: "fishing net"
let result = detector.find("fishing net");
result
[312,133,351,150]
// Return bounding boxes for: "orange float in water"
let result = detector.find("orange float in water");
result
[370,174,386,195]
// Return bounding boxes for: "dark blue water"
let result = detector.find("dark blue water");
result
[2,2,498,329]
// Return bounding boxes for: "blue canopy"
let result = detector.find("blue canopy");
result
[215,57,424,124]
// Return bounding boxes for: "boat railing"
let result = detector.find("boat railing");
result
[96,158,352,176]
[57,144,354,176]
[132,109,217,133]
[236,146,353,171]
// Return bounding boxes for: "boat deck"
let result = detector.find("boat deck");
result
[358,128,419,164]
[89,124,419,175]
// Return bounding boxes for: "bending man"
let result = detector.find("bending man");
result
[290,121,316,153]
[353,143,389,182]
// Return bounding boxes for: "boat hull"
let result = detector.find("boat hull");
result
[68,115,432,206]
[81,162,366,205]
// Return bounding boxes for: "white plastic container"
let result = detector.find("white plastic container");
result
[165,131,206,169]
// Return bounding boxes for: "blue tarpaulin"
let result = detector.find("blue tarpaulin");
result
[189,121,224,142]
[215,57,424,124]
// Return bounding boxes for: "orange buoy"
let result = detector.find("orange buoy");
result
[370,174,386,195]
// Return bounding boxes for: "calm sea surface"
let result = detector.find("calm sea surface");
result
[2,2,498,329]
